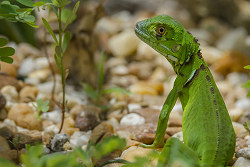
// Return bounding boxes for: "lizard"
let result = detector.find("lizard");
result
[134,15,236,167]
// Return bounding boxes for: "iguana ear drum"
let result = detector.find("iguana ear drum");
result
[172,44,181,52]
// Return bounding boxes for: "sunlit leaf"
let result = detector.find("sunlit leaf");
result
[23,15,35,22]
[63,1,79,31]
[42,18,58,44]
[83,83,98,101]
[0,56,13,63]
[61,8,76,23]
[54,53,61,68]
[0,38,7,47]
[16,0,34,7]
[1,1,20,13]
[33,1,45,7]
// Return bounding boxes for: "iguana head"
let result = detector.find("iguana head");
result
[135,14,198,73]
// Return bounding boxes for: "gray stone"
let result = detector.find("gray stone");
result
[51,133,69,152]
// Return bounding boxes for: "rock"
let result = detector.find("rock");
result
[43,124,59,137]
[70,131,92,148]
[200,46,222,65]
[121,146,158,166]
[172,131,183,141]
[18,43,41,58]
[0,93,6,110]
[0,135,11,151]
[109,75,138,87]
[216,27,248,53]
[69,105,84,118]
[27,69,51,82]
[64,128,80,136]
[108,29,140,57]
[127,103,141,112]
[149,66,168,82]
[120,113,145,126]
[18,57,36,76]
[51,133,69,152]
[0,109,7,121]
[8,103,42,130]
[226,72,249,87]
[63,142,71,151]
[235,98,250,111]
[232,122,248,138]
[19,86,38,103]
[0,148,26,163]
[132,108,160,125]
[114,124,170,144]
[0,62,17,77]
[106,57,127,69]
[107,108,128,122]
[0,73,22,91]
[129,82,164,95]
[57,92,88,110]
[13,130,42,148]
[136,41,158,60]
[236,147,250,159]
[42,110,62,124]
[229,108,244,122]
[1,85,19,102]
[37,81,62,94]
[110,65,129,75]
[75,111,100,131]
[128,61,155,80]
[56,117,76,135]
[188,28,214,45]
[34,57,50,69]
[213,51,250,76]
[0,126,16,140]
[236,139,247,153]
[233,157,250,167]
[90,122,113,144]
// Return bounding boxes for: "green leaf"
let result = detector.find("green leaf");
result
[23,15,35,22]
[16,8,33,12]
[17,136,21,143]
[48,0,58,16]
[0,157,17,167]
[42,106,49,112]
[243,122,249,131]
[63,1,79,31]
[1,1,20,13]
[83,83,98,101]
[33,1,45,7]
[0,38,7,47]
[242,81,250,89]
[16,0,34,7]
[42,100,50,107]
[0,47,15,57]
[62,30,70,52]
[42,18,58,44]
[37,99,43,106]
[97,51,105,95]
[102,87,133,96]
[0,57,13,63]
[55,45,63,57]
[61,8,76,24]
[54,53,61,68]
[26,21,39,28]
[244,65,250,69]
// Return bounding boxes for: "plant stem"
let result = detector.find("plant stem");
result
[58,7,65,134]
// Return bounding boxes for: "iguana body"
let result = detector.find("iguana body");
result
[134,15,236,167]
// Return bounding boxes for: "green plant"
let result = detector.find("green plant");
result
[0,37,15,69]
[32,99,50,121]
[83,52,133,107]
[9,136,21,164]
[243,120,250,135]
[243,65,250,97]
[0,136,127,167]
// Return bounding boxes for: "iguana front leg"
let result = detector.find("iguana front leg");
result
[141,83,181,148]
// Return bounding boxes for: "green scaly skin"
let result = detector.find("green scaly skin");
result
[134,15,236,167]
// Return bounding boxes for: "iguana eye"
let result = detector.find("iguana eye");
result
[155,26,166,36]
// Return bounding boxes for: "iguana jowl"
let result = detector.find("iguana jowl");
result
[134,15,236,167]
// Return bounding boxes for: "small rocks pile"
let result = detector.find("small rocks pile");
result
[0,2,250,166]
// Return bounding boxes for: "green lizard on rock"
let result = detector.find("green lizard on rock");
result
[134,15,236,167]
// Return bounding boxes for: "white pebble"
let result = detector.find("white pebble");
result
[128,103,141,112]
[172,131,183,142]
[34,57,49,69]
[42,110,62,124]
[70,131,92,148]
[235,98,250,110]
[44,125,59,137]
[18,57,36,76]
[233,157,250,167]
[0,118,16,128]
[120,113,145,126]
[37,81,62,94]
[1,85,18,102]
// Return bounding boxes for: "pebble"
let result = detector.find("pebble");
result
[43,124,59,137]
[18,43,41,58]
[235,147,250,159]
[1,85,19,102]
[0,73,22,91]
[51,133,69,152]
[120,113,145,126]
[34,57,50,69]
[106,57,127,69]
[109,75,138,87]
[235,98,250,111]
[19,86,38,102]
[226,72,249,87]
[108,29,140,57]
[0,62,17,77]
[232,122,248,138]
[90,122,113,144]
[0,109,7,121]
[70,130,92,148]
[0,93,6,110]
[37,81,62,94]
[0,135,11,151]
[75,111,99,131]
[129,82,161,95]
[57,92,88,110]
[18,57,36,76]
[136,41,158,60]
[200,46,222,65]
[27,69,51,82]
[0,126,16,140]
[8,103,42,130]
[132,108,160,124]
[42,110,62,124]
[110,65,129,75]
[13,130,42,148]
[233,157,250,167]
[0,149,26,163]
[172,131,183,142]
[127,103,141,112]
[229,108,244,122]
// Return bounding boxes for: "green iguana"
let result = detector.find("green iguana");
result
[134,15,236,167]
